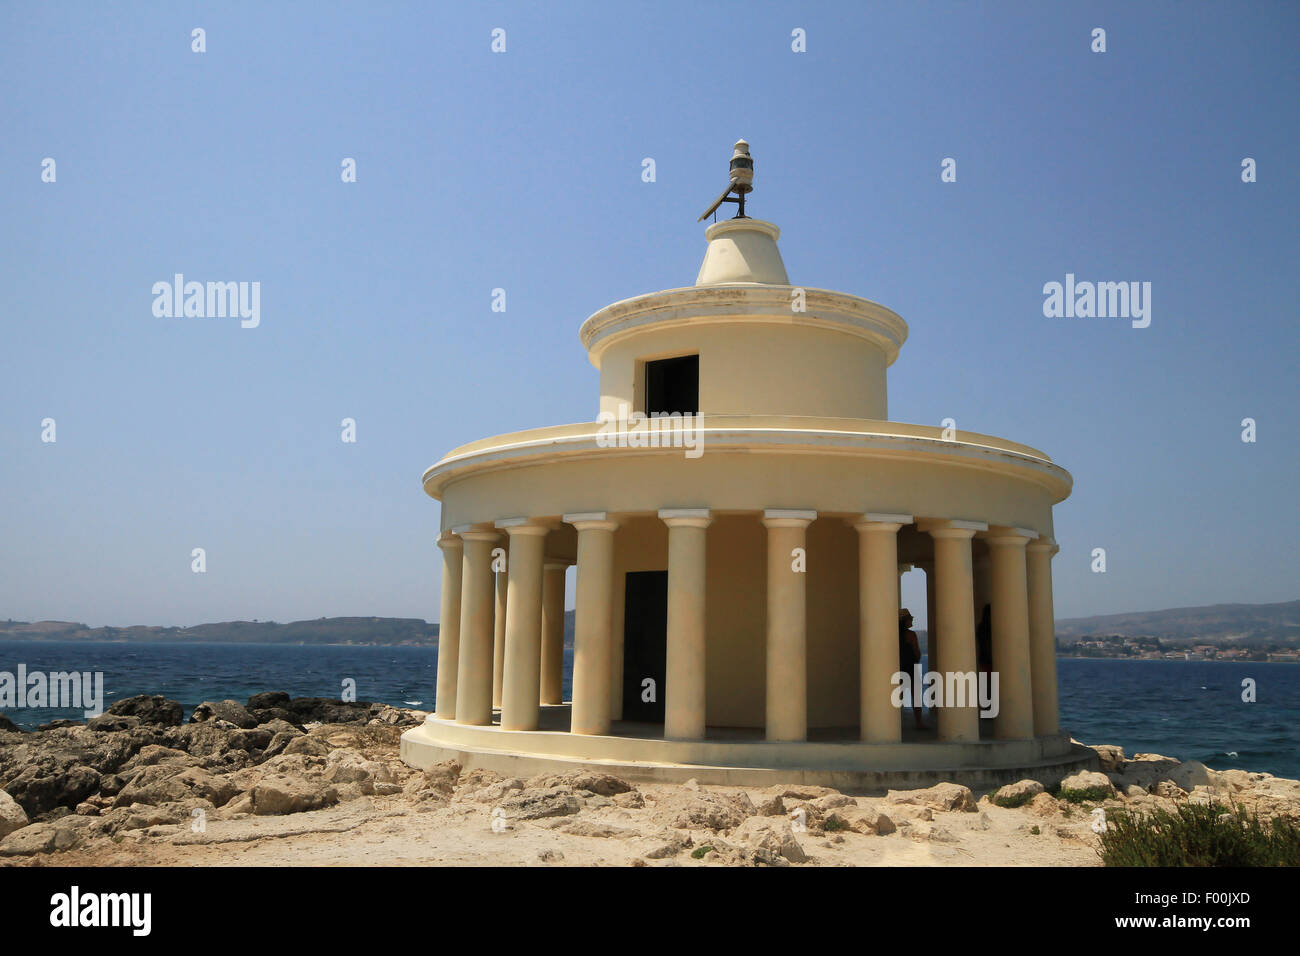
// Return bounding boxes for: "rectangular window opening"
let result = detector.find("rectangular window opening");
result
[643,354,698,416]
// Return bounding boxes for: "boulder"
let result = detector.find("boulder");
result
[1166,761,1221,792]
[498,786,582,821]
[257,718,300,736]
[260,730,303,760]
[284,698,375,725]
[0,714,22,733]
[992,779,1046,808]
[1091,744,1126,773]
[246,691,291,711]
[37,719,83,731]
[410,760,461,800]
[86,714,140,732]
[113,764,241,808]
[1027,792,1062,817]
[733,817,807,864]
[823,806,887,835]
[642,829,688,859]
[250,774,339,815]
[754,794,785,816]
[122,744,200,769]
[106,695,183,726]
[466,779,526,804]
[283,735,332,757]
[811,793,857,812]
[660,788,755,830]
[613,790,645,809]
[1153,780,1188,800]
[4,763,101,817]
[559,819,638,839]
[0,819,83,856]
[227,728,274,752]
[524,771,634,797]
[0,789,29,839]
[369,705,422,727]
[190,699,258,729]
[1058,770,1115,802]
[886,782,978,812]
[165,722,236,758]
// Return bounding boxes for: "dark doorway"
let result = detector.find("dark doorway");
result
[622,570,668,723]
[644,355,698,416]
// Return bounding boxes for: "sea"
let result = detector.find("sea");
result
[1,641,1296,780]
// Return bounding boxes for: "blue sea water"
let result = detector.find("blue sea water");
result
[1,642,1296,780]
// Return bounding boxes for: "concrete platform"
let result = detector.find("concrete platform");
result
[400,705,1099,795]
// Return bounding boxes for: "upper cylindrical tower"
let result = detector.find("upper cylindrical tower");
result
[579,218,908,422]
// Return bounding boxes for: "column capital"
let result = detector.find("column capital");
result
[983,525,1039,547]
[658,508,713,529]
[437,530,463,551]
[563,511,619,532]
[853,519,905,533]
[860,511,914,525]
[452,523,500,543]
[1027,536,1060,556]
[762,508,815,529]
[494,516,554,537]
[917,518,986,539]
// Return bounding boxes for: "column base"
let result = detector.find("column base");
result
[401,709,1094,794]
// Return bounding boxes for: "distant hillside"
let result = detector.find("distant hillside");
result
[0,617,439,645]
[0,611,579,647]
[1055,599,1300,647]
[4,602,1294,648]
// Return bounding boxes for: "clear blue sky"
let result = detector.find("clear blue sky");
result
[1,1,1296,628]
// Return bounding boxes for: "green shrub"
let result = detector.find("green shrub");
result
[993,791,1035,809]
[1058,785,1113,804]
[823,817,848,832]
[691,844,714,859]
[1029,825,1040,835]
[1098,802,1300,867]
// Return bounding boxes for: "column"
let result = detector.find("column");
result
[897,563,912,607]
[920,519,984,742]
[540,562,568,706]
[659,509,711,740]
[1026,536,1061,736]
[855,514,911,743]
[454,527,499,726]
[433,531,463,720]
[922,561,939,674]
[492,556,508,709]
[565,512,619,735]
[972,550,992,623]
[610,563,627,722]
[763,510,814,742]
[497,519,549,731]
[986,526,1036,739]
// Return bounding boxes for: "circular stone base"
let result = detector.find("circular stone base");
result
[400,711,1100,795]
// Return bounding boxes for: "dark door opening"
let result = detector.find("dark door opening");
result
[644,355,698,416]
[621,570,668,724]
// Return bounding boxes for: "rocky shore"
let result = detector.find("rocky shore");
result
[1,693,1297,866]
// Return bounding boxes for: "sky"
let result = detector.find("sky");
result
[1,1,1296,628]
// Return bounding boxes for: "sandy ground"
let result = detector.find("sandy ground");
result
[11,781,1102,868]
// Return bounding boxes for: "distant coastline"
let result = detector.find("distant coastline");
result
[2,598,1296,656]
